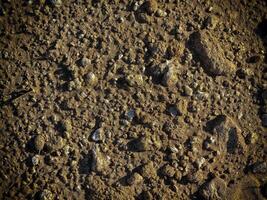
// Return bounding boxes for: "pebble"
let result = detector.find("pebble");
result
[62,119,72,132]
[127,172,143,185]
[32,155,40,166]
[162,65,178,87]
[34,135,45,152]
[91,145,109,173]
[195,157,206,169]
[84,72,98,87]
[168,106,178,117]
[176,99,188,115]
[155,9,167,17]
[91,128,104,142]
[204,15,219,30]
[184,85,193,96]
[79,57,91,67]
[245,132,258,144]
[144,0,158,14]
[125,109,135,121]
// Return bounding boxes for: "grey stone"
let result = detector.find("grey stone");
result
[91,128,104,142]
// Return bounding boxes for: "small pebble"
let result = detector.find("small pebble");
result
[32,155,40,166]
[34,135,45,152]
[184,85,193,96]
[91,128,104,142]
[126,109,135,121]
[144,0,158,14]
[91,145,109,173]
[80,57,91,67]
[155,9,167,17]
[168,106,178,117]
[162,65,178,87]
[84,72,98,87]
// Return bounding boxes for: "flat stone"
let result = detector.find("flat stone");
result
[190,30,236,76]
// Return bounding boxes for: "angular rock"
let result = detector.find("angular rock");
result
[162,65,178,87]
[206,115,246,154]
[127,172,143,185]
[91,145,109,173]
[133,136,152,151]
[190,30,236,76]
